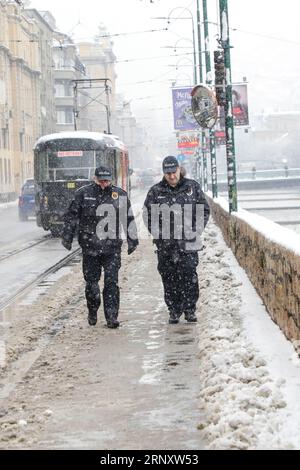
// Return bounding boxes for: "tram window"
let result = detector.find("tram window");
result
[36,149,96,182]
[96,150,108,168]
[105,149,118,180]
[49,150,95,181]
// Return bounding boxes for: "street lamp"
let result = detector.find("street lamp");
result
[152,7,197,85]
[174,57,194,70]
[169,73,192,87]
[166,57,194,82]
[161,37,194,54]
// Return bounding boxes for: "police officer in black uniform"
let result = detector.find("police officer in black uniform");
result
[143,156,210,324]
[62,166,138,328]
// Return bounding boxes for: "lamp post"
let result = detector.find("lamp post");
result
[171,57,195,73]
[202,0,218,198]
[152,7,197,85]
[169,73,193,87]
[219,0,238,212]
[195,0,206,190]
[162,37,194,54]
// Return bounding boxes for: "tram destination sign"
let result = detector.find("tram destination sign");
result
[57,151,83,157]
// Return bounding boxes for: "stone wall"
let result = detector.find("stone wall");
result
[208,196,300,348]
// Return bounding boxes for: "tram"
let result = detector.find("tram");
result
[33,131,130,236]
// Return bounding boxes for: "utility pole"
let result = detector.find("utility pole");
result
[105,81,112,134]
[203,0,218,198]
[196,0,207,191]
[219,0,238,212]
[73,78,112,134]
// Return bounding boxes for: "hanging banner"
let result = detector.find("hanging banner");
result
[177,134,199,149]
[177,132,200,157]
[232,83,249,127]
[172,87,198,131]
[215,130,226,147]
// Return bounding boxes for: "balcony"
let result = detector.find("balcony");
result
[54,69,77,80]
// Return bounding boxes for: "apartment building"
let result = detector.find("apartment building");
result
[77,24,117,133]
[0,0,41,200]
[53,32,88,132]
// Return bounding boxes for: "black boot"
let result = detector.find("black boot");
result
[107,316,120,329]
[169,311,181,324]
[185,311,197,323]
[88,309,98,326]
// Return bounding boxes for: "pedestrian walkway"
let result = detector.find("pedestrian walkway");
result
[1,221,300,450]
[0,239,205,450]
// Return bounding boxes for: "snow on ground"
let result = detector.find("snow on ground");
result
[0,200,18,212]
[197,222,300,449]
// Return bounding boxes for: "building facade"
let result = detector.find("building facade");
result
[53,33,88,132]
[0,1,41,200]
[24,9,56,136]
[77,24,117,133]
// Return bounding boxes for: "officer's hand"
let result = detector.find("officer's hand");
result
[128,244,138,256]
[62,239,72,251]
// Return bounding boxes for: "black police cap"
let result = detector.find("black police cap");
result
[162,156,179,174]
[95,165,112,180]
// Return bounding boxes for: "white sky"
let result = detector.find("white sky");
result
[28,0,300,140]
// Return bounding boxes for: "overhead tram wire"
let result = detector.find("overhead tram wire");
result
[118,65,185,86]
[206,21,300,46]
[0,28,169,44]
[108,51,195,65]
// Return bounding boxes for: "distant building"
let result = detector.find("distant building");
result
[77,24,117,133]
[115,97,150,168]
[53,33,88,132]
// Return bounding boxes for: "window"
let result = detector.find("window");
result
[55,81,73,97]
[57,108,74,124]
[8,159,11,184]
[19,132,24,151]
[4,158,7,184]
[2,128,9,149]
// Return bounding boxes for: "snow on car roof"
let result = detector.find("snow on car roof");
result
[34,131,126,150]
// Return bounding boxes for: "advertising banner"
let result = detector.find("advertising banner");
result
[172,87,198,131]
[232,83,249,127]
[177,132,199,157]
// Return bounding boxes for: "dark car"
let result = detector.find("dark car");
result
[18,178,35,221]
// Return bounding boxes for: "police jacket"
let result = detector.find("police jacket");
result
[143,176,210,252]
[62,182,138,256]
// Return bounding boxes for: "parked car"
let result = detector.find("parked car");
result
[18,178,35,221]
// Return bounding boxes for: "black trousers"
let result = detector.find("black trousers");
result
[82,251,121,321]
[157,248,199,317]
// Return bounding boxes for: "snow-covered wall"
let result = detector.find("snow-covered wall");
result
[207,195,300,348]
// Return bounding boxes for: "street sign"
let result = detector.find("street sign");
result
[177,154,186,164]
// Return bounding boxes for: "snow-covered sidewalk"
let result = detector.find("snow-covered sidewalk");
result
[0,200,18,212]
[1,216,300,449]
[198,222,300,449]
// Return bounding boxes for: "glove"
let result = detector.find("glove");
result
[128,243,138,256]
[62,239,72,251]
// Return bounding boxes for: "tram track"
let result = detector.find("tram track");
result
[0,235,52,263]
[0,247,81,312]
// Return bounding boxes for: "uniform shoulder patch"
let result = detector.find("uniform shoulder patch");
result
[112,192,119,200]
